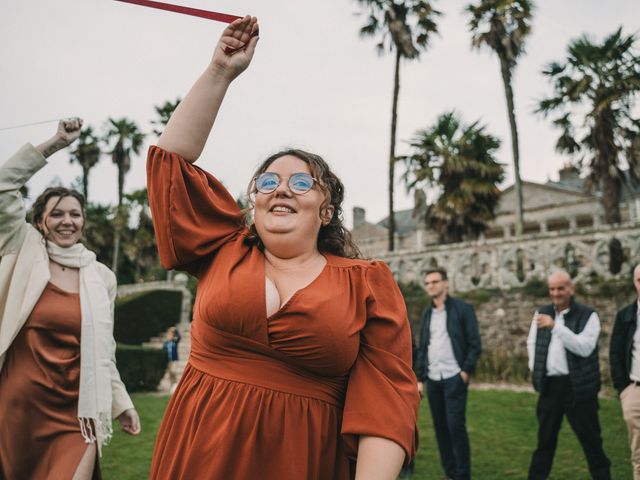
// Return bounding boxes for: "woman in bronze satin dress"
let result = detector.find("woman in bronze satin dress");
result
[0,119,141,479]
[147,16,420,480]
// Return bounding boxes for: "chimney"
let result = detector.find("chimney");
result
[353,207,366,229]
[558,163,580,183]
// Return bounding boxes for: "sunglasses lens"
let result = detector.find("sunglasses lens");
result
[289,173,314,193]
[255,173,279,193]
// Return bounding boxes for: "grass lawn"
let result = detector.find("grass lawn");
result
[101,389,631,479]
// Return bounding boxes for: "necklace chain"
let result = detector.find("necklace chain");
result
[50,259,67,271]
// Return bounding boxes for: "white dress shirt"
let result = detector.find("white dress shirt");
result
[428,307,461,381]
[527,307,601,375]
[630,300,640,382]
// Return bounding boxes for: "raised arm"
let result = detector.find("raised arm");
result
[552,312,601,357]
[36,118,83,158]
[0,119,82,255]
[157,15,259,162]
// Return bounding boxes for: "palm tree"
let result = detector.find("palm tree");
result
[356,0,441,251]
[151,98,181,137]
[403,111,504,243]
[69,127,101,200]
[83,203,115,266]
[103,118,145,275]
[537,28,640,224]
[122,188,160,282]
[467,0,534,236]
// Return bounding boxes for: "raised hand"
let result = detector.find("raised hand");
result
[209,15,259,81]
[55,117,83,147]
[536,313,555,330]
[36,117,83,158]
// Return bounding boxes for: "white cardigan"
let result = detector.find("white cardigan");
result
[0,144,134,446]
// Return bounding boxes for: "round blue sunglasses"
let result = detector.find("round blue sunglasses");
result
[254,172,319,194]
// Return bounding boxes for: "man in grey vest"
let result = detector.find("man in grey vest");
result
[526,270,611,480]
[416,268,482,480]
[610,263,640,479]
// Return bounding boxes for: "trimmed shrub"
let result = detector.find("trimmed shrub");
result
[116,344,168,392]
[114,290,182,344]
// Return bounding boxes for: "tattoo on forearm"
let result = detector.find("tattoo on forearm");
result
[40,143,61,158]
[37,138,67,158]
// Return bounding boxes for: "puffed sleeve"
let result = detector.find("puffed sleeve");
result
[147,145,245,274]
[341,261,420,464]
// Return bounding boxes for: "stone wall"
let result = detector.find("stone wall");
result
[465,287,634,382]
[382,222,640,291]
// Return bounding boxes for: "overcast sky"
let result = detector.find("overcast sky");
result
[1,0,639,227]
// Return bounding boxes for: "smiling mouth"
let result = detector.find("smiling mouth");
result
[270,206,296,214]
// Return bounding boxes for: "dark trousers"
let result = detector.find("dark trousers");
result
[528,376,611,480]
[426,373,470,480]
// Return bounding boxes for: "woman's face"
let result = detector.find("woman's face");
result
[39,196,84,247]
[253,155,329,245]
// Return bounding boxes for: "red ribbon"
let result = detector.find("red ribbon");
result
[114,0,241,23]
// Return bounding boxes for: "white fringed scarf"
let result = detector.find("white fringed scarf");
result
[46,241,114,450]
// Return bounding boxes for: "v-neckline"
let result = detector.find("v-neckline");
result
[263,254,330,321]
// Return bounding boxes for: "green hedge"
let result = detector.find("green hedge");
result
[114,290,182,344]
[116,344,168,392]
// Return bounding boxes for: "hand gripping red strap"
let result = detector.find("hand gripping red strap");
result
[114,0,241,23]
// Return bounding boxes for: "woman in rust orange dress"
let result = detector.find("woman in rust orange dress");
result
[0,119,141,479]
[147,16,419,479]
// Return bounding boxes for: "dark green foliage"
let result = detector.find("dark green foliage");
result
[70,126,101,200]
[122,189,162,283]
[114,290,182,344]
[115,344,168,392]
[398,281,429,332]
[83,198,162,285]
[403,111,505,243]
[84,202,116,266]
[467,0,534,67]
[356,0,441,58]
[151,98,181,137]
[103,117,146,276]
[103,118,145,207]
[537,27,640,224]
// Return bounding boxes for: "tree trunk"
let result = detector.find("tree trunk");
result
[499,56,524,236]
[595,110,621,223]
[112,166,125,276]
[600,171,621,224]
[111,226,121,275]
[388,49,401,252]
[82,166,89,201]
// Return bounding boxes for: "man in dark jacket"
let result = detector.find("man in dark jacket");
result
[415,268,481,480]
[527,270,610,480]
[610,263,640,479]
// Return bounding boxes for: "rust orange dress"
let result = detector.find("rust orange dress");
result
[0,282,97,479]
[147,146,419,479]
